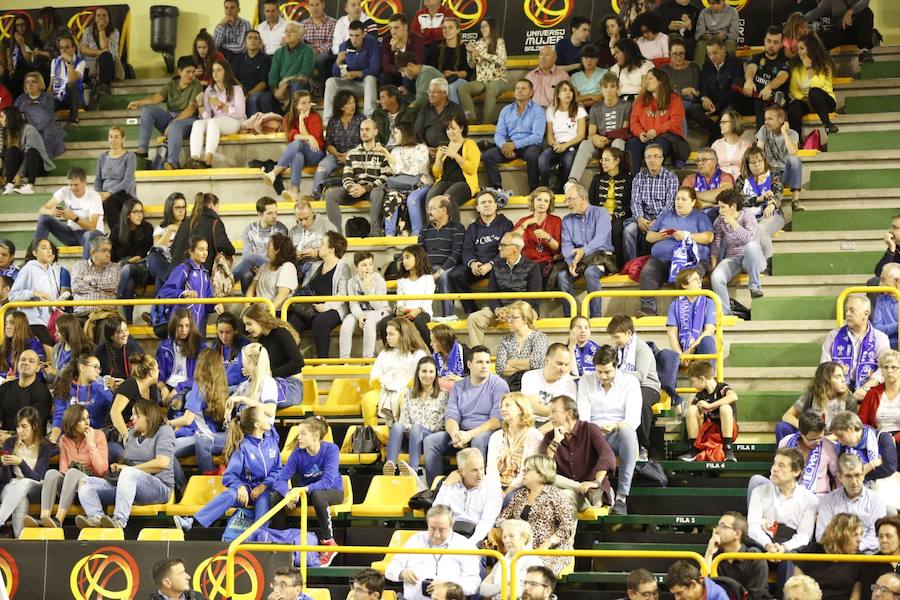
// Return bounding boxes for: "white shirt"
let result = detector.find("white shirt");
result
[397,275,436,315]
[636,33,670,62]
[815,486,886,553]
[576,370,642,431]
[166,344,188,388]
[259,17,287,55]
[370,348,428,393]
[747,480,818,551]
[546,105,587,145]
[52,186,104,233]
[610,61,654,96]
[520,369,577,426]
[235,376,279,425]
[385,531,482,600]
[433,478,504,542]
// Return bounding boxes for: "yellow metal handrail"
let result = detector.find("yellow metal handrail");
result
[509,548,708,599]
[711,551,900,576]
[281,292,578,322]
[229,542,507,600]
[581,289,725,389]
[227,486,308,595]
[836,286,900,349]
[0,297,275,339]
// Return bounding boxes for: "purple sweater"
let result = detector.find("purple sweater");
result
[711,210,758,260]
[445,374,507,430]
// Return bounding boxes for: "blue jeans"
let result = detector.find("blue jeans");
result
[656,336,718,404]
[247,90,276,116]
[278,140,326,189]
[117,262,149,322]
[384,183,429,235]
[78,466,171,525]
[626,136,675,175]
[233,252,269,293]
[423,430,492,485]
[482,144,541,190]
[138,105,196,167]
[605,427,638,497]
[174,432,227,473]
[538,146,577,191]
[775,422,799,444]
[711,241,766,315]
[778,156,803,191]
[448,78,467,104]
[35,215,102,258]
[147,249,170,289]
[386,423,433,469]
[312,154,341,196]
[195,484,272,528]
[557,263,604,317]
[433,266,453,317]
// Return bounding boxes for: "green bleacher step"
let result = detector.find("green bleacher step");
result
[593,542,708,553]
[809,168,900,191]
[599,514,720,527]
[726,342,820,368]
[564,572,665,584]
[860,60,900,79]
[657,460,771,472]
[772,251,882,276]
[667,442,777,454]
[732,391,797,422]
[843,96,900,115]
[65,124,140,143]
[97,93,145,110]
[749,295,834,320]
[0,195,53,213]
[792,208,899,231]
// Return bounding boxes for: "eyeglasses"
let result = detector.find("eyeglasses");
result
[801,433,824,444]
[872,584,900,598]
[522,580,550,590]
[715,522,737,530]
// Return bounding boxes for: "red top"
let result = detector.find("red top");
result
[629,91,685,139]
[411,7,453,46]
[288,111,325,149]
[198,51,227,85]
[514,213,562,264]
[859,384,900,442]
[381,31,426,76]
[0,85,11,111]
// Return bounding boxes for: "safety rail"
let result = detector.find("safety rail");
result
[711,551,900,576]
[581,289,725,391]
[229,541,508,600]
[0,297,275,339]
[509,548,708,599]
[227,486,308,595]
[837,286,900,349]
[281,292,578,323]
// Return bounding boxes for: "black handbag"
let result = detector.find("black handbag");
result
[350,425,381,454]
[633,460,668,487]
[408,479,443,511]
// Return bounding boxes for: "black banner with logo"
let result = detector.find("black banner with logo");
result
[0,540,288,600]
[0,5,131,61]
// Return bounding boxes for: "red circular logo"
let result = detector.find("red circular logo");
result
[0,10,35,44]
[194,549,265,600]
[444,0,485,31]
[70,545,139,600]
[280,1,310,22]
[0,547,19,599]
[361,0,405,35]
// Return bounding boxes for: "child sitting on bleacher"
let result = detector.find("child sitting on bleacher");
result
[679,361,738,463]
[48,354,113,444]
[567,316,599,380]
[339,251,390,360]
[363,318,430,427]
[211,312,250,388]
[173,405,281,534]
[155,308,206,409]
[271,416,342,566]
[155,236,220,337]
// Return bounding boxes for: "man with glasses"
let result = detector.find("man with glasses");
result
[290,199,338,281]
[775,411,839,496]
[71,235,120,317]
[267,566,311,600]
[862,529,900,600]
[703,512,771,599]
[348,568,384,600]
[625,144,678,262]
[625,568,658,600]
[815,453,886,553]
[872,573,900,600]
[680,149,734,216]
[522,565,556,600]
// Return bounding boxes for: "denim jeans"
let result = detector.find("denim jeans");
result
[482,144,541,190]
[174,432,226,473]
[538,146,577,191]
[372,177,427,235]
[423,430,492,485]
[604,427,638,498]
[557,263,604,317]
[656,336,718,405]
[147,249,171,288]
[778,156,803,191]
[313,154,342,197]
[247,90,276,116]
[278,140,326,190]
[118,262,149,322]
[433,267,454,317]
[195,484,272,527]
[233,253,269,293]
[138,106,196,167]
[35,215,103,258]
[386,422,433,469]
[0,478,42,536]
[78,466,172,525]
[711,241,766,315]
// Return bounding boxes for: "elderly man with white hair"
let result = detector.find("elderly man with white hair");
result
[385,504,482,600]
[269,21,316,106]
[814,453,886,553]
[413,77,466,149]
[433,447,503,543]
[525,46,569,108]
[874,262,900,348]
[821,294,891,400]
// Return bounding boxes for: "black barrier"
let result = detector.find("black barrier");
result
[0,540,285,600]
[0,5,130,62]
[256,0,832,56]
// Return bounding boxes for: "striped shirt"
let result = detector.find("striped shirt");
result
[711,210,758,260]
[341,144,391,190]
[301,16,337,56]
[70,259,121,315]
[418,221,466,271]
[214,18,252,55]
[630,167,679,221]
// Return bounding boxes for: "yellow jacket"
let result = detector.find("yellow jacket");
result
[789,64,835,101]
[432,138,481,196]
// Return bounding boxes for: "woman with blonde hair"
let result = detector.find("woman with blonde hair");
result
[783,575,822,600]
[486,393,544,490]
[241,304,304,408]
[796,512,863,600]
[495,301,549,392]
[362,318,429,427]
[513,186,562,275]
[479,519,544,599]
[229,343,280,420]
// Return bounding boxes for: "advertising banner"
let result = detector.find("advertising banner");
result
[0,5,131,61]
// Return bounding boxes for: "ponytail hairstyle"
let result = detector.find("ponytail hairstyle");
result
[241,343,273,404]
[223,405,266,462]
[128,353,158,381]
[241,303,300,345]
[1,310,35,372]
[189,192,220,230]
[167,307,204,359]
[296,415,329,448]
[52,353,94,400]
[194,348,229,425]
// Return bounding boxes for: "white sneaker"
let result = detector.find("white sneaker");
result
[14,184,34,194]
[261,170,276,187]
[1,183,13,195]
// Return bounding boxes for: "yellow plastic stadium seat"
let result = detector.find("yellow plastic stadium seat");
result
[168,476,229,516]
[281,424,336,464]
[371,530,420,572]
[383,591,398,600]
[652,390,672,415]
[276,379,319,419]
[126,491,177,517]
[137,528,185,541]
[578,505,610,520]
[287,475,353,518]
[306,589,332,600]
[78,528,125,541]
[351,476,419,518]
[558,560,574,579]
[314,377,368,416]
[338,426,384,465]
[19,528,65,540]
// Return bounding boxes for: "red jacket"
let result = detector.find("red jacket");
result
[629,92,685,139]
[287,111,325,149]
[859,384,900,442]
[411,7,452,46]
[0,85,11,111]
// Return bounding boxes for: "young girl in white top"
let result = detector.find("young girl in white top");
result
[229,343,279,423]
[377,244,435,346]
[378,122,432,235]
[538,80,586,193]
[609,38,654,99]
[363,318,429,427]
[189,59,247,168]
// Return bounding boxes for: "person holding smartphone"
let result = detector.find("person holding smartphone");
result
[111,198,154,324]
